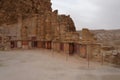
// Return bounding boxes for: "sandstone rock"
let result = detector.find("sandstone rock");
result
[0,0,78,49]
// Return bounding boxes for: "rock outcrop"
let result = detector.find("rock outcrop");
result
[0,0,79,50]
[0,0,52,25]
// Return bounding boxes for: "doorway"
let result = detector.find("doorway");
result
[69,43,75,55]
[11,41,17,48]
[32,41,38,48]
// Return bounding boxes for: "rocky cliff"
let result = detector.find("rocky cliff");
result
[0,0,52,24]
[0,0,78,43]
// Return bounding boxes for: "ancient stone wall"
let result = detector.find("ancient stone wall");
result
[21,15,38,40]
[0,0,78,42]
[0,0,52,25]
[82,28,96,42]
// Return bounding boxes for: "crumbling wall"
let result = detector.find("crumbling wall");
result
[82,28,96,42]
[0,0,52,25]
[21,15,37,40]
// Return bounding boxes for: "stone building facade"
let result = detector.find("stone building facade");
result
[0,0,100,59]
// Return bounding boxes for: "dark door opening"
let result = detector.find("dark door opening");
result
[47,41,51,49]
[42,41,45,48]
[0,37,2,43]
[69,43,74,55]
[11,41,17,48]
[60,43,64,51]
[32,41,38,48]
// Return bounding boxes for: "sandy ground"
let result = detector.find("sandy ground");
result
[0,49,120,80]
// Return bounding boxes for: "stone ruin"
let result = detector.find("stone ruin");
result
[0,0,80,49]
[0,0,100,58]
[2,0,118,66]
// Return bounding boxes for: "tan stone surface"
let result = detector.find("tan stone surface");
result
[0,50,120,80]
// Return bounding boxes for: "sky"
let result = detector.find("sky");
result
[51,0,120,30]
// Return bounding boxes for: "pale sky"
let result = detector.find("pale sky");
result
[51,0,120,30]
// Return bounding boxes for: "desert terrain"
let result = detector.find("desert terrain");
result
[78,29,120,48]
[0,49,120,80]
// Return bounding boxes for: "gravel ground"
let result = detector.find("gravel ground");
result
[0,49,120,80]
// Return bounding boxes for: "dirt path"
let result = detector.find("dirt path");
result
[0,49,120,80]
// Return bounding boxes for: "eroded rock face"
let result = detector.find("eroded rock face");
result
[81,28,96,42]
[0,0,52,24]
[0,0,78,48]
